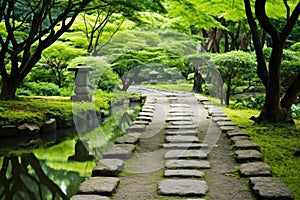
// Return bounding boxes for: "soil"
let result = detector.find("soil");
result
[111,90,256,200]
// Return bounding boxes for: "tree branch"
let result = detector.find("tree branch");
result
[281,1,300,40]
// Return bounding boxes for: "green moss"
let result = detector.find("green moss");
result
[224,108,300,199]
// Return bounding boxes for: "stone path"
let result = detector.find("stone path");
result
[71,86,294,200]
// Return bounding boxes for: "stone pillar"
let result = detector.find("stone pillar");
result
[149,70,159,84]
[68,64,95,102]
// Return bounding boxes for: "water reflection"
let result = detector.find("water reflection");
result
[0,153,84,200]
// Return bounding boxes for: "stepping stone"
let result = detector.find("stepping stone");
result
[212,117,231,122]
[92,159,124,177]
[202,101,212,105]
[216,121,236,126]
[136,116,152,122]
[164,150,207,159]
[211,113,227,117]
[166,117,193,122]
[208,110,224,116]
[227,130,250,138]
[103,144,135,159]
[170,104,190,108]
[171,121,194,126]
[229,136,250,143]
[141,108,154,113]
[233,140,260,150]
[249,177,294,200]
[169,109,192,113]
[158,179,208,196]
[166,125,198,130]
[166,160,211,169]
[77,177,119,196]
[115,132,141,144]
[220,126,237,133]
[194,94,209,102]
[138,112,154,117]
[240,162,272,177]
[166,135,200,143]
[170,113,193,117]
[162,143,209,150]
[133,120,149,125]
[166,129,198,136]
[142,106,154,110]
[71,195,109,200]
[126,124,146,132]
[164,169,205,178]
[235,150,263,163]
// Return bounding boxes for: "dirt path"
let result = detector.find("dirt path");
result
[112,86,255,200]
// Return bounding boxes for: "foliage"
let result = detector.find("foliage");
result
[225,108,300,200]
[18,82,61,96]
[289,42,300,52]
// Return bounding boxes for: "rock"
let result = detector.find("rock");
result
[166,125,198,130]
[211,113,227,117]
[17,123,40,135]
[164,150,207,159]
[164,169,205,178]
[216,121,236,127]
[235,150,263,163]
[115,133,141,144]
[212,117,231,122]
[166,135,200,143]
[132,120,149,125]
[41,118,57,135]
[92,159,124,177]
[136,116,152,122]
[227,130,250,138]
[70,195,109,200]
[103,144,135,159]
[138,112,154,117]
[158,179,208,196]
[166,159,211,169]
[249,177,294,200]
[0,125,17,137]
[166,129,198,136]
[166,117,193,122]
[240,162,272,177]
[233,140,260,150]
[126,124,146,133]
[219,126,237,133]
[170,113,193,117]
[77,177,119,196]
[171,121,194,125]
[229,136,251,143]
[162,143,209,150]
[170,104,190,108]
[68,140,94,162]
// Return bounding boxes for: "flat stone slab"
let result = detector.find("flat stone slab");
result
[141,108,154,112]
[158,179,208,196]
[92,159,124,177]
[249,177,294,200]
[229,136,251,143]
[142,106,154,110]
[71,195,109,200]
[166,135,200,143]
[227,130,250,138]
[166,129,198,136]
[115,133,141,144]
[212,117,231,122]
[133,120,149,125]
[171,121,194,125]
[170,113,193,117]
[166,125,198,130]
[216,121,236,126]
[235,150,263,163]
[211,113,227,117]
[103,144,135,159]
[162,143,209,150]
[166,117,193,122]
[126,124,146,132]
[234,140,260,150]
[136,116,152,122]
[164,169,205,178]
[138,112,154,117]
[166,160,211,169]
[220,126,237,133]
[77,177,119,196]
[170,104,190,108]
[164,150,207,159]
[240,162,272,177]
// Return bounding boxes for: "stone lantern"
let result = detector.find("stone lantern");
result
[68,64,95,102]
[149,70,159,84]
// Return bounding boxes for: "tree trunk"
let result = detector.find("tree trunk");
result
[0,77,20,100]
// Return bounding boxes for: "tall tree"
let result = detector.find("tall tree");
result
[244,0,300,123]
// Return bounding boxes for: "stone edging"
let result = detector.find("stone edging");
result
[195,94,294,200]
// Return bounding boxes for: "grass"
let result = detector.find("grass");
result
[147,83,193,93]
[224,107,300,199]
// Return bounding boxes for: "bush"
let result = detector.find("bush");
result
[20,82,61,96]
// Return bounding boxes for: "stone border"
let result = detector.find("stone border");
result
[195,95,294,200]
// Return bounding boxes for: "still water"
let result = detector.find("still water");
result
[0,102,139,200]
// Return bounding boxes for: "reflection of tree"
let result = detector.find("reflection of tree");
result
[0,153,68,200]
